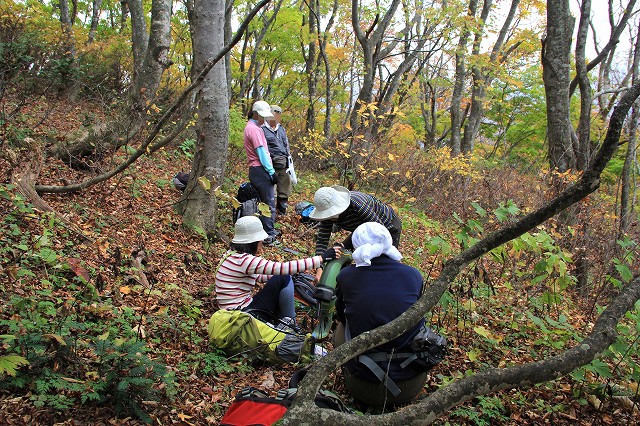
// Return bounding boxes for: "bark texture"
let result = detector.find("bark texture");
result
[450,0,478,156]
[542,0,575,172]
[176,0,229,236]
[619,31,640,235]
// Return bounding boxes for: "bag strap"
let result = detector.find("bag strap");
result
[362,350,440,368]
[315,389,354,413]
[356,354,402,397]
[237,386,270,400]
[355,347,442,396]
[275,388,297,401]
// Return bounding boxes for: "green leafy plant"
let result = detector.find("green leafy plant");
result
[0,352,29,378]
[178,138,196,158]
[87,336,175,423]
[0,184,175,422]
[451,395,510,426]
[570,241,639,407]
[179,350,252,377]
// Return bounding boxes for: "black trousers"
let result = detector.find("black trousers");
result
[248,166,276,237]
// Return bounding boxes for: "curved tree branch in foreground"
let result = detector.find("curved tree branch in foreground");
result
[281,82,640,425]
[35,0,271,195]
[288,276,640,425]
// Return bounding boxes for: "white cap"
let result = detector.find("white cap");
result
[252,101,275,119]
[232,216,269,244]
[309,185,351,220]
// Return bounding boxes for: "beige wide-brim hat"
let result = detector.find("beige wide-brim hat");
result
[309,185,351,220]
[270,105,282,114]
[232,216,269,244]
[252,100,275,119]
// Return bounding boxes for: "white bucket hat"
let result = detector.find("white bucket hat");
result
[232,216,269,244]
[252,100,275,119]
[309,185,351,220]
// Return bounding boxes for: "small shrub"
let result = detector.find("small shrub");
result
[88,337,176,423]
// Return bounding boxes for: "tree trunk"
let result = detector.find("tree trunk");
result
[58,0,79,97]
[237,0,282,107]
[349,0,403,133]
[176,0,229,237]
[224,0,233,100]
[87,0,103,44]
[35,0,268,196]
[460,0,491,154]
[7,139,88,240]
[131,0,173,110]
[462,0,520,154]
[303,0,318,133]
[49,0,172,169]
[421,54,447,147]
[569,0,638,97]
[70,0,78,24]
[574,0,592,170]
[128,0,149,86]
[619,30,640,235]
[120,0,129,31]
[450,0,478,156]
[320,0,338,138]
[542,0,575,172]
[372,12,432,137]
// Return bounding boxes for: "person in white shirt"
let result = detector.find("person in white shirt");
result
[262,105,292,217]
[214,216,341,328]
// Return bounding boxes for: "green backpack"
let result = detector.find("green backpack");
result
[208,310,315,364]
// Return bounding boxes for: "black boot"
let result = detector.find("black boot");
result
[276,197,288,216]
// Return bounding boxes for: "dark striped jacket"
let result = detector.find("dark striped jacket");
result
[314,191,398,255]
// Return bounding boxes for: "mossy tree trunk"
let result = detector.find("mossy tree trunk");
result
[175,0,228,238]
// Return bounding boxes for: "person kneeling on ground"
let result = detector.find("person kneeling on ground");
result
[214,216,341,330]
[309,185,402,283]
[333,222,427,408]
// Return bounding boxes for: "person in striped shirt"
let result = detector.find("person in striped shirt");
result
[309,185,402,258]
[214,216,341,328]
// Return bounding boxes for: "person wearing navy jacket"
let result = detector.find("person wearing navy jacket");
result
[333,222,427,407]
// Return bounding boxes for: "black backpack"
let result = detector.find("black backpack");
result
[286,368,353,413]
[352,325,448,398]
[173,172,189,192]
[233,182,261,223]
[237,182,260,202]
[292,273,319,308]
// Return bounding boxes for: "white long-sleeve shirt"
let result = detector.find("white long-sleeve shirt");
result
[214,251,323,310]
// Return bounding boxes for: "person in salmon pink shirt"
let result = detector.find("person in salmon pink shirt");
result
[244,100,278,245]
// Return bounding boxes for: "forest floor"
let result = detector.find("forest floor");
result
[1,98,639,425]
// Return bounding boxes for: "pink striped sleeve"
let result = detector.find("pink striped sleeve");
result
[249,255,323,275]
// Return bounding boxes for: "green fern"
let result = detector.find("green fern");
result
[0,354,29,377]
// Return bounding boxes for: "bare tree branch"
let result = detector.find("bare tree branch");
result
[593,86,632,98]
[569,0,639,96]
[35,0,271,195]
[284,275,640,425]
